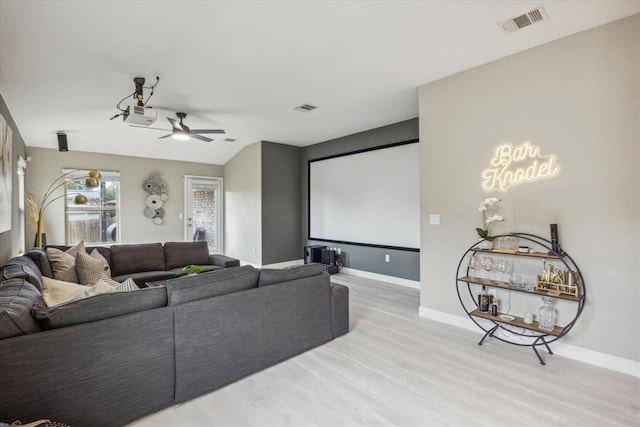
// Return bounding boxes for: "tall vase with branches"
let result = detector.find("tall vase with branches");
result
[26,169,101,247]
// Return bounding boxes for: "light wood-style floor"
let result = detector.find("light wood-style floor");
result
[130,274,640,426]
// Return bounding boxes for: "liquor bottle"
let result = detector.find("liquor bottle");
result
[478,286,490,312]
[491,297,498,316]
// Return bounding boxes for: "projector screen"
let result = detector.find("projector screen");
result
[308,141,420,250]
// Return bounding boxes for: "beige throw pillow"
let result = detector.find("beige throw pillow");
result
[46,241,85,283]
[42,276,115,307]
[95,272,139,292]
[76,249,111,285]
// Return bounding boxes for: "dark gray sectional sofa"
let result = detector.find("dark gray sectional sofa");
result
[29,240,241,286]
[0,243,350,426]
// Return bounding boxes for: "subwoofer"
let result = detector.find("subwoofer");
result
[304,245,326,264]
[322,249,337,266]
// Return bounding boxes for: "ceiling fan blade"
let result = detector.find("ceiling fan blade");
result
[190,133,213,143]
[167,117,184,131]
[130,125,170,131]
[190,129,226,134]
[158,134,173,139]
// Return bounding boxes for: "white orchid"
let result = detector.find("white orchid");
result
[478,197,501,211]
[476,199,503,240]
[486,214,504,225]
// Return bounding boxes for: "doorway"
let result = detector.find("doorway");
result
[184,176,223,253]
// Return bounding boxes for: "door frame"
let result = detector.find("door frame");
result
[183,175,224,253]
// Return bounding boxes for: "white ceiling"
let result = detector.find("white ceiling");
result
[1,1,638,165]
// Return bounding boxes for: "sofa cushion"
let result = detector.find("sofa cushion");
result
[210,254,241,268]
[23,248,54,278]
[0,278,43,338]
[110,243,165,276]
[42,276,115,307]
[258,263,324,287]
[46,241,85,283]
[164,241,210,270]
[165,265,259,306]
[32,286,168,329]
[76,249,111,285]
[1,256,43,292]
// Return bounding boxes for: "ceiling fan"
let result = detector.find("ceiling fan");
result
[131,112,225,142]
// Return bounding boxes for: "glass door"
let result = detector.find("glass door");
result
[184,176,223,253]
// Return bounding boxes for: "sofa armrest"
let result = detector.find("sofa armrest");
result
[209,254,241,268]
[330,283,349,338]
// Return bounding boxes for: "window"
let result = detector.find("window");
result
[65,170,120,245]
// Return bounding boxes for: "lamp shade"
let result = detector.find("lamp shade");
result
[73,194,88,205]
[85,177,99,188]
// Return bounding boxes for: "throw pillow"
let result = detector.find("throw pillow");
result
[75,249,111,285]
[46,241,85,283]
[95,272,139,292]
[42,276,114,307]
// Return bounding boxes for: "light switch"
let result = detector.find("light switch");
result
[429,214,440,225]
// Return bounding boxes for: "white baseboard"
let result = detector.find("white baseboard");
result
[419,306,640,378]
[339,268,420,289]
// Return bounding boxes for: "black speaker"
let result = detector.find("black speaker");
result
[322,249,337,266]
[304,245,326,264]
[57,133,68,152]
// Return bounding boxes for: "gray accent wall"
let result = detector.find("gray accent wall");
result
[262,142,301,265]
[302,118,420,281]
[0,93,27,264]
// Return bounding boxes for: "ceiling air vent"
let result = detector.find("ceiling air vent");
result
[498,5,549,34]
[294,104,317,113]
[224,138,237,142]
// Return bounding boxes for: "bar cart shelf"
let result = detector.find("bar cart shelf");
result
[456,233,586,365]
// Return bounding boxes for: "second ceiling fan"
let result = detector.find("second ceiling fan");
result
[133,112,225,142]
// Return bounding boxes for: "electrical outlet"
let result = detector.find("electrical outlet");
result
[385,254,390,262]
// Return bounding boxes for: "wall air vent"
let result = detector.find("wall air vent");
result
[294,104,317,113]
[498,5,549,34]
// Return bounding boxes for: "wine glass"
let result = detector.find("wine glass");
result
[480,256,494,281]
[496,259,510,283]
[468,255,477,277]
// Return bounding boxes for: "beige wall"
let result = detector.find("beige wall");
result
[25,147,223,246]
[223,142,262,264]
[419,14,639,362]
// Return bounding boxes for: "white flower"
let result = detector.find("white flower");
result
[478,197,501,211]
[486,214,504,225]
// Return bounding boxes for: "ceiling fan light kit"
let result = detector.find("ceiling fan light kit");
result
[173,130,190,141]
[133,111,225,142]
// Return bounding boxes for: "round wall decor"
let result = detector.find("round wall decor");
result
[143,172,168,225]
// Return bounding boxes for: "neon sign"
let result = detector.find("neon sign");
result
[482,141,560,192]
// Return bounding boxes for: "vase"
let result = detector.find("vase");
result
[477,238,493,250]
[538,297,557,332]
[34,221,47,247]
